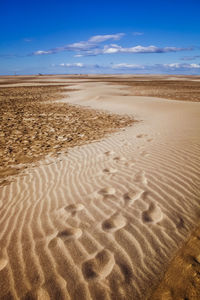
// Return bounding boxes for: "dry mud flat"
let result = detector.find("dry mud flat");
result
[0,75,200,299]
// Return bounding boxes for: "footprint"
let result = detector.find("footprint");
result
[142,203,163,224]
[124,142,131,146]
[176,216,185,229]
[123,189,144,205]
[113,156,126,162]
[140,151,150,157]
[147,138,153,142]
[136,134,145,138]
[102,213,126,232]
[0,258,8,271]
[24,288,50,300]
[98,187,116,196]
[103,167,117,174]
[82,249,115,281]
[65,204,84,216]
[57,227,82,241]
[135,171,148,185]
[125,160,136,167]
[104,151,115,156]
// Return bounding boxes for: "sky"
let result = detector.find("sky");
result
[0,0,200,75]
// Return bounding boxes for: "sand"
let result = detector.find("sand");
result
[0,75,200,299]
[0,84,133,186]
[151,224,200,299]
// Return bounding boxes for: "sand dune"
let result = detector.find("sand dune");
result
[0,76,200,299]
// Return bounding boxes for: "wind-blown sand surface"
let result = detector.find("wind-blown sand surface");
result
[0,75,200,299]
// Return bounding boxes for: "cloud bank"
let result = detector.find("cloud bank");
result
[81,45,191,56]
[33,33,125,56]
[55,62,200,74]
[112,62,200,71]
[33,33,192,57]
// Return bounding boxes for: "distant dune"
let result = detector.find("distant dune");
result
[0,75,200,299]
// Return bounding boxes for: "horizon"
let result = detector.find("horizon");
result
[0,0,200,75]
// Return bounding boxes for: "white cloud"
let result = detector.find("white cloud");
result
[163,63,200,69]
[88,33,125,43]
[34,50,53,55]
[112,63,145,69]
[77,44,193,56]
[111,62,200,71]
[32,33,125,56]
[50,62,200,74]
[59,63,84,67]
[37,44,183,56]
[101,45,190,55]
[190,63,200,68]
[54,62,200,72]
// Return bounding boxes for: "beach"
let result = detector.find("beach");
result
[0,75,200,299]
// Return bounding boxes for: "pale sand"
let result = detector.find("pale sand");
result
[0,76,200,299]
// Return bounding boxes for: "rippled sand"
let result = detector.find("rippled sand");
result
[0,75,200,299]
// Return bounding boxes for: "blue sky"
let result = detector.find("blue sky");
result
[0,0,200,75]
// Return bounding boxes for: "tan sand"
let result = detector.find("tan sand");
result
[0,75,200,299]
[151,224,200,299]
[0,85,133,185]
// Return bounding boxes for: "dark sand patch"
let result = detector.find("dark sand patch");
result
[0,84,134,185]
[150,225,200,299]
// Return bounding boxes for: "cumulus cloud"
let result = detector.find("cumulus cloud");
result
[84,45,193,56]
[32,33,125,56]
[31,32,193,58]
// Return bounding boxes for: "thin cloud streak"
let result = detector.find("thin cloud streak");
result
[59,63,84,67]
[57,62,101,69]
[181,55,200,61]
[88,33,124,43]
